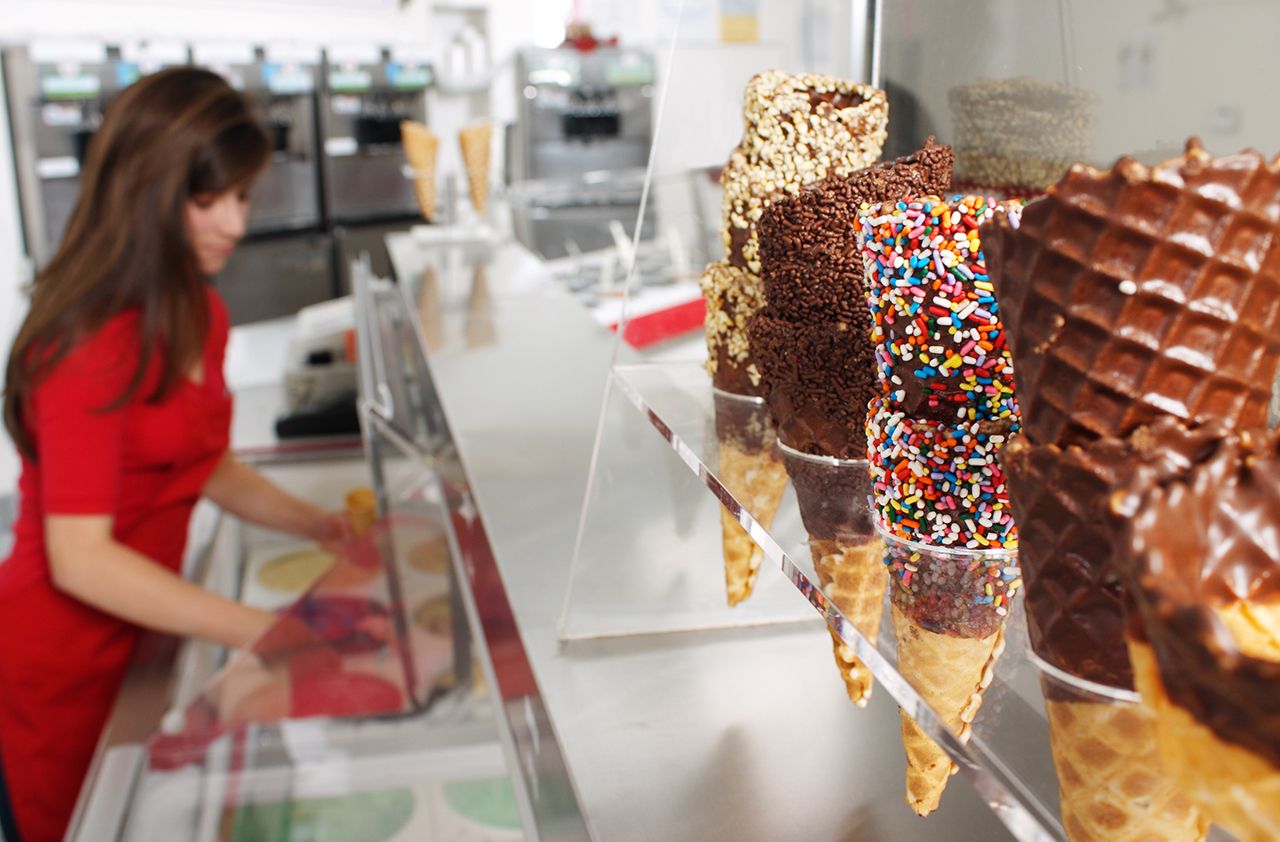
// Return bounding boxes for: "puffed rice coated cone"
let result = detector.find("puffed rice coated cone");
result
[1129,640,1280,842]
[718,438,788,606]
[1042,681,1206,842]
[891,603,1005,816]
[811,538,885,706]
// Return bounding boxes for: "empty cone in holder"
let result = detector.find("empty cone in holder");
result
[713,388,788,606]
[400,120,439,221]
[882,532,1019,815]
[1040,668,1207,842]
[778,442,884,706]
[458,122,492,215]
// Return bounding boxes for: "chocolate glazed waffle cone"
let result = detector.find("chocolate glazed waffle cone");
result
[983,138,1280,449]
[1001,418,1225,691]
[714,390,788,606]
[1119,428,1280,842]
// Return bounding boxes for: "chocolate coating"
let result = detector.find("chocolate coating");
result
[779,448,874,542]
[1123,426,1280,769]
[712,389,775,452]
[751,140,954,457]
[984,139,1280,448]
[1003,417,1226,689]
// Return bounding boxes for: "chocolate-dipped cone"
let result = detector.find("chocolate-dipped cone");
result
[1120,427,1280,842]
[1002,418,1224,691]
[748,141,955,699]
[714,390,788,606]
[705,72,888,397]
[983,139,1280,449]
[1040,673,1207,842]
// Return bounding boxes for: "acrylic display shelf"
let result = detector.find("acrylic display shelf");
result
[564,360,1241,842]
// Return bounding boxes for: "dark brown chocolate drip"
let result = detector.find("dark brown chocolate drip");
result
[807,89,869,111]
[1122,426,1280,768]
[750,140,954,458]
[712,389,774,452]
[983,141,1280,449]
[1003,417,1225,689]
[727,223,750,270]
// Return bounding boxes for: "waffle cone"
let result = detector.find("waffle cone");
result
[459,122,491,215]
[983,140,1280,448]
[812,538,885,706]
[1130,640,1280,842]
[1042,680,1206,842]
[400,121,439,221]
[891,603,1005,815]
[717,437,787,606]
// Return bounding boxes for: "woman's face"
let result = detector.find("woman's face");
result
[185,187,250,276]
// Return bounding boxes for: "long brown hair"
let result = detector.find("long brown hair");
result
[3,67,269,459]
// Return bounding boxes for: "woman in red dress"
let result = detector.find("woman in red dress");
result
[0,68,349,841]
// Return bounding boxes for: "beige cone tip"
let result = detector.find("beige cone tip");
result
[459,122,492,214]
[721,506,762,607]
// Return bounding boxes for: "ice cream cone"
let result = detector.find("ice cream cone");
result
[1040,668,1207,842]
[344,487,377,536]
[458,122,491,215]
[1118,427,1280,842]
[892,602,1004,815]
[714,389,788,606]
[982,138,1280,449]
[1129,640,1280,842]
[400,120,439,221]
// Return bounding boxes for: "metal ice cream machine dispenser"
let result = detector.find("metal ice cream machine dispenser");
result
[3,40,189,265]
[511,46,655,183]
[318,44,432,224]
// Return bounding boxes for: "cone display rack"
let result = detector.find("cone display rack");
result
[560,360,1242,842]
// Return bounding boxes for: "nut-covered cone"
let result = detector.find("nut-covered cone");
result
[458,122,491,215]
[1041,673,1207,842]
[1119,427,1280,841]
[714,390,788,606]
[982,139,1280,448]
[892,603,1004,816]
[400,120,439,221]
[702,260,768,397]
[721,71,888,274]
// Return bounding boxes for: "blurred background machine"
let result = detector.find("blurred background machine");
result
[319,44,432,292]
[3,40,188,266]
[507,44,655,259]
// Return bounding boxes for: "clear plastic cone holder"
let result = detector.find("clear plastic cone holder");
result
[565,361,1092,839]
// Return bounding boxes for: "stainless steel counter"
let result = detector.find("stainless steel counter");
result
[386,232,1016,840]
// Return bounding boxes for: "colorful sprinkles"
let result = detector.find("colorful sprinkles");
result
[866,396,1019,548]
[860,195,1021,422]
[860,194,1022,556]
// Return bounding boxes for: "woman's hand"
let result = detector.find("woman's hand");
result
[304,509,354,554]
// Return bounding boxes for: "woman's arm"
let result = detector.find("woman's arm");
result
[202,453,347,546]
[45,515,274,649]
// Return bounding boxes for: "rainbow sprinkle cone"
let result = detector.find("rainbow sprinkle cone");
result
[860,194,1023,814]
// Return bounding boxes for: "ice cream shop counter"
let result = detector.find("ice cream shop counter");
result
[69,236,1024,841]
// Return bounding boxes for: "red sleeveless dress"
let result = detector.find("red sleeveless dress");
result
[0,287,232,841]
